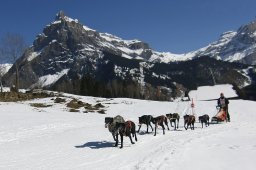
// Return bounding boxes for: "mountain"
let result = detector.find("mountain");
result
[192,21,256,65]
[2,11,255,100]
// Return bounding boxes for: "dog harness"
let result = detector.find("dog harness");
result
[126,121,132,130]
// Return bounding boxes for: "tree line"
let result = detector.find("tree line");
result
[51,74,178,101]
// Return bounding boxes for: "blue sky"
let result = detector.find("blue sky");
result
[0,0,255,53]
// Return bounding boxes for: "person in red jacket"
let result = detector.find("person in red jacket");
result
[217,92,230,122]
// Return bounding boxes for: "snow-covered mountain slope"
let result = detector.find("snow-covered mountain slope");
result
[32,11,164,63]
[192,21,256,65]
[0,63,12,75]
[94,20,256,64]
[2,11,255,101]
[95,19,256,64]
[3,12,256,69]
[12,11,256,68]
[3,11,165,89]
[1,85,256,170]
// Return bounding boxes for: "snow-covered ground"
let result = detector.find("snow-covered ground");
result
[189,84,238,100]
[0,63,12,75]
[0,84,256,170]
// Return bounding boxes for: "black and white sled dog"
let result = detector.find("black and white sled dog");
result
[105,115,125,141]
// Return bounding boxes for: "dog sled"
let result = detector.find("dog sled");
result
[211,107,227,123]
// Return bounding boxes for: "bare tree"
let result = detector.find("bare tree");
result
[0,64,6,92]
[0,33,27,92]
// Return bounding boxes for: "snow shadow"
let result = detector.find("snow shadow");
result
[170,129,183,131]
[75,140,115,149]
[138,131,154,135]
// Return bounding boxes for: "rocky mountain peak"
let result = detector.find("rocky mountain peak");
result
[128,41,150,50]
[233,21,256,47]
[55,10,66,21]
[33,11,91,52]
[237,21,256,34]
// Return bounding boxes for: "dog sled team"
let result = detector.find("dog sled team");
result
[105,92,230,148]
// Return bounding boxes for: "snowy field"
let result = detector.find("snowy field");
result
[0,84,256,170]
